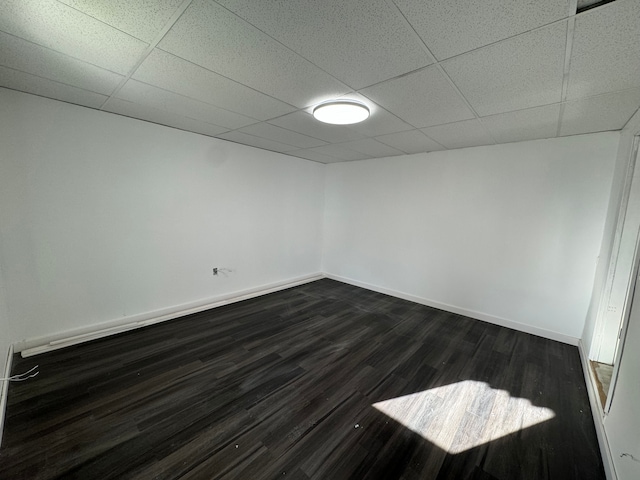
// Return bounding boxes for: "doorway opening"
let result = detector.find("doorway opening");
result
[589,135,640,411]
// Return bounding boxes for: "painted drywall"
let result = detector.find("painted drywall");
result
[323,134,618,341]
[0,88,325,345]
[0,263,10,445]
[604,268,640,480]
[0,264,10,375]
[582,130,638,357]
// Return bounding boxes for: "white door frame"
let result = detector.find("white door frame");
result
[591,136,640,366]
[603,234,638,413]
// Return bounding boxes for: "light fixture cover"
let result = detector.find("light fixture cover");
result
[313,100,370,125]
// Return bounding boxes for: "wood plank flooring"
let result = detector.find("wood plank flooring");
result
[0,279,604,479]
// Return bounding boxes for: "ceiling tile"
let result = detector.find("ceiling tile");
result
[238,123,326,149]
[268,111,365,144]
[360,66,475,128]
[339,139,405,158]
[288,149,341,163]
[58,0,184,43]
[103,97,229,137]
[393,0,570,61]
[560,89,640,137]
[133,49,295,121]
[216,0,432,89]
[480,104,561,144]
[0,0,148,75]
[442,22,566,116]
[347,108,415,138]
[375,130,446,154]
[0,31,123,96]
[1,0,631,156]
[567,0,640,99]
[331,93,415,137]
[0,67,108,108]
[216,131,299,153]
[158,0,349,108]
[116,80,257,129]
[302,145,371,162]
[421,119,494,149]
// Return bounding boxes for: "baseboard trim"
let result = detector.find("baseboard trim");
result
[578,340,617,480]
[0,344,14,448]
[17,273,323,358]
[324,273,580,345]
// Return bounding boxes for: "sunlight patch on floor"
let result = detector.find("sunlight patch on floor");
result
[372,380,555,454]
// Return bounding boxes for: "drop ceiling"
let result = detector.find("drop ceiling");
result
[1,0,639,163]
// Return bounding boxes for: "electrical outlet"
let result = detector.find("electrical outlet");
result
[213,268,218,276]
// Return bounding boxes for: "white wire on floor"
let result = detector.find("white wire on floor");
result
[0,365,39,382]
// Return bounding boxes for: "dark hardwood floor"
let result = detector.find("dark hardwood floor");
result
[0,279,604,479]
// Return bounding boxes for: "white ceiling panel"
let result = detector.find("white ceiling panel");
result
[375,130,445,155]
[1,1,636,161]
[360,66,475,128]
[301,144,372,162]
[238,123,327,149]
[422,119,495,150]
[349,109,414,137]
[269,112,366,144]
[0,31,123,96]
[0,69,108,109]
[346,108,415,138]
[339,139,405,158]
[216,0,433,89]
[288,149,342,164]
[103,97,229,137]
[560,88,640,137]
[216,131,299,153]
[58,0,184,43]
[0,0,148,75]
[393,0,570,61]
[567,0,640,100]
[443,22,567,117]
[116,80,257,129]
[481,104,561,144]
[133,49,295,121]
[332,93,415,137]
[158,0,350,108]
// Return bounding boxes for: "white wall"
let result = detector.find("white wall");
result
[323,134,619,342]
[0,89,325,347]
[0,263,9,445]
[0,87,621,351]
[0,264,10,375]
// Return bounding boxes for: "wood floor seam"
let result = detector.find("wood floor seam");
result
[0,279,604,479]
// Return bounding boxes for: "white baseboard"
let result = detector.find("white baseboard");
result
[324,273,580,345]
[578,340,617,480]
[0,344,14,448]
[17,273,323,358]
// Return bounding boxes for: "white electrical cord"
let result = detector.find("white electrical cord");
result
[0,365,39,382]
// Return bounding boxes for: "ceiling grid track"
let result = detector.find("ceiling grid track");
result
[209,0,353,100]
[383,0,499,145]
[99,0,194,110]
[557,0,579,137]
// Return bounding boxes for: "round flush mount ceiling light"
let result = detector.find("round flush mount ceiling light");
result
[313,99,370,125]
